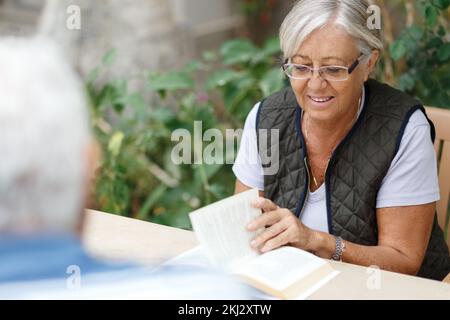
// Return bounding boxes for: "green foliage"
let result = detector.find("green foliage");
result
[388,1,450,107]
[87,37,284,229]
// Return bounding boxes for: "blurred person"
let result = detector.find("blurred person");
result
[0,37,252,299]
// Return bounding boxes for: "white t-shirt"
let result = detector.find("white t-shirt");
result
[232,93,440,234]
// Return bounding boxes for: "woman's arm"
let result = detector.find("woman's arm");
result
[248,198,436,276]
[235,179,264,197]
[313,203,436,275]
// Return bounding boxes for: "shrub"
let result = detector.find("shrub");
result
[87,37,284,228]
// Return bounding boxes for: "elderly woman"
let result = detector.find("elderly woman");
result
[233,0,450,281]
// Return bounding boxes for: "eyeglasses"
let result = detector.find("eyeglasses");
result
[282,54,364,82]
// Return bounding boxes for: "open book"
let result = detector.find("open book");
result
[168,189,339,300]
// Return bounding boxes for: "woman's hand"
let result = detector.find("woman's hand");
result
[247,197,316,253]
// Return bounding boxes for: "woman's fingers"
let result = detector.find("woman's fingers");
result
[247,203,299,253]
[260,231,290,253]
[247,210,283,231]
[250,221,288,249]
[252,197,279,213]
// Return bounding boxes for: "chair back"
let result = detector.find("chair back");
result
[425,106,450,250]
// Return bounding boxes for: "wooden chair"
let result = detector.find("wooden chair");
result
[444,273,450,284]
[425,107,450,246]
[425,107,450,284]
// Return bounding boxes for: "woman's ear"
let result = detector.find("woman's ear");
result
[364,49,380,81]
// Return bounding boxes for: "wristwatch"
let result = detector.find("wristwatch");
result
[331,236,346,261]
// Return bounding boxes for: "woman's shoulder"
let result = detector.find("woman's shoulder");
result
[366,79,421,110]
[408,109,430,128]
[242,102,262,130]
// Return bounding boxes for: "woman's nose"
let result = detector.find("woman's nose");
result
[307,70,327,91]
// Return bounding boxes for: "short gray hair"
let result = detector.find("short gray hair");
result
[280,0,383,60]
[0,37,90,234]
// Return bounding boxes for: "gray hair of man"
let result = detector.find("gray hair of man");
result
[280,0,383,63]
[0,37,91,234]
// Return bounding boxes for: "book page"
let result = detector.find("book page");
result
[189,188,263,270]
[163,246,211,269]
[232,246,338,299]
[166,245,339,300]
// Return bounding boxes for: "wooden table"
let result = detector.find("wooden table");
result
[83,209,450,300]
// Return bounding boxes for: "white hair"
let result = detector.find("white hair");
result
[280,0,383,60]
[0,37,90,234]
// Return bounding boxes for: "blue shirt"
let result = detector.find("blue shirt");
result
[0,234,131,283]
[0,234,253,299]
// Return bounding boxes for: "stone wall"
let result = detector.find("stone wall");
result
[0,0,243,79]
[0,0,43,36]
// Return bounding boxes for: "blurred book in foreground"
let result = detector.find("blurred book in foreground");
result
[168,189,339,300]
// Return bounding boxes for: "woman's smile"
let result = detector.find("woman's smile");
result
[306,95,336,109]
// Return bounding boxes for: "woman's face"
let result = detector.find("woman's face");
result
[290,23,378,122]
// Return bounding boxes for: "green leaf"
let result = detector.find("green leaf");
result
[148,71,194,92]
[204,164,224,179]
[425,5,438,27]
[125,93,146,109]
[113,103,124,113]
[437,43,450,62]
[206,183,226,200]
[407,25,423,41]
[224,76,254,112]
[109,79,128,102]
[183,60,205,73]
[251,38,282,65]
[390,40,407,61]
[398,73,416,91]
[259,68,285,97]
[202,51,217,62]
[427,37,444,49]
[151,107,175,124]
[138,184,167,219]
[437,0,450,9]
[172,212,191,230]
[87,67,101,84]
[180,92,196,110]
[263,37,281,56]
[108,79,128,113]
[206,70,242,89]
[219,39,258,65]
[97,178,130,215]
[108,131,124,157]
[103,48,117,66]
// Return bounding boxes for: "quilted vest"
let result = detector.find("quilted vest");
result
[256,78,450,281]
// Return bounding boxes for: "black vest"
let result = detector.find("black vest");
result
[256,79,450,281]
